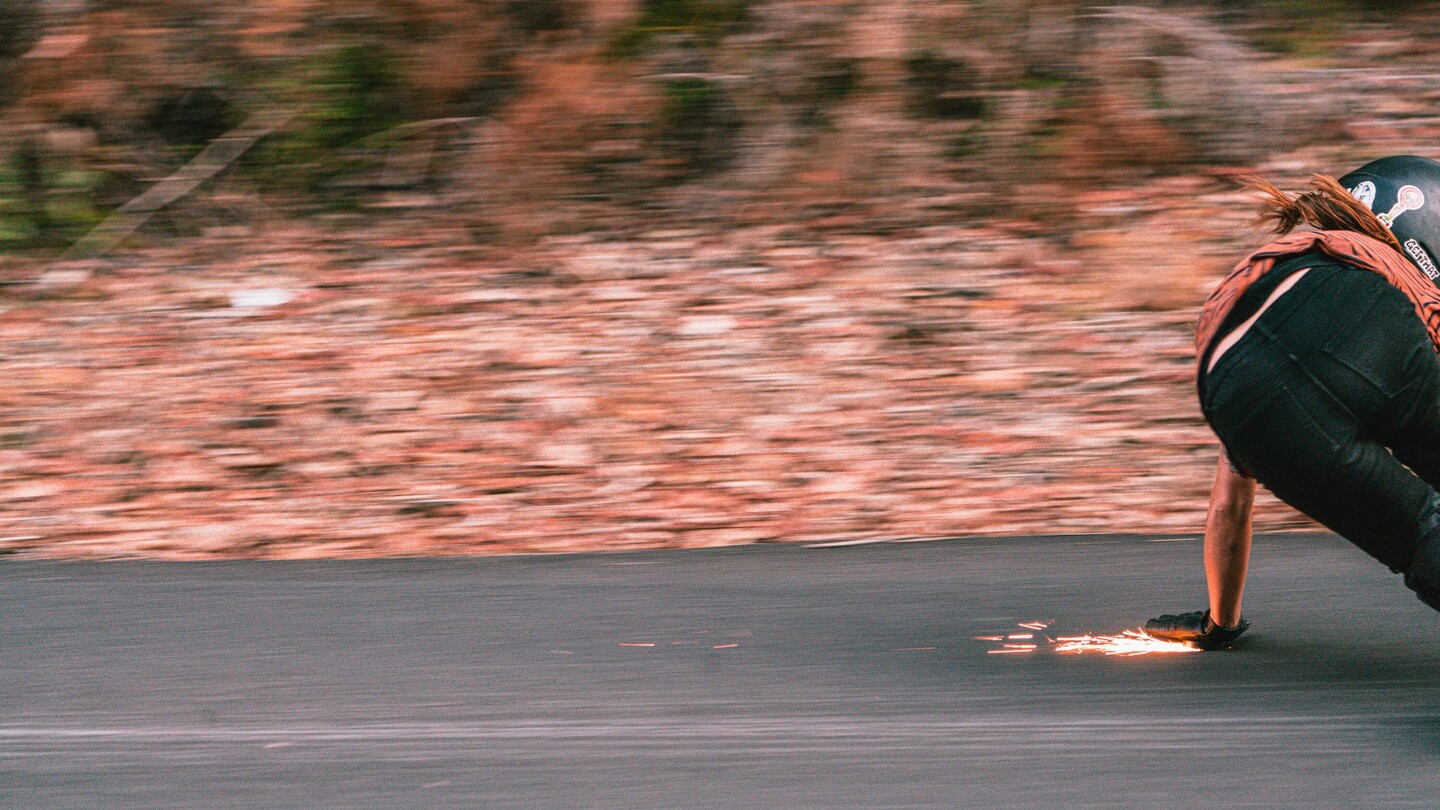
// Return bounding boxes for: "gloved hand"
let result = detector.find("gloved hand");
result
[1143,610,1250,650]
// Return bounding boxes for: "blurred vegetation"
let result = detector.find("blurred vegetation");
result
[0,0,1432,251]
[606,0,751,57]
[0,140,105,247]
[245,42,409,196]
[905,52,986,120]
[0,0,42,105]
[656,77,740,176]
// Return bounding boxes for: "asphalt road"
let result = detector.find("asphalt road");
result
[4,533,1440,809]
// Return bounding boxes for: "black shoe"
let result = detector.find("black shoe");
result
[1144,609,1249,650]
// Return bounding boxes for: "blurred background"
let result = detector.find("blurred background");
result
[0,0,1435,558]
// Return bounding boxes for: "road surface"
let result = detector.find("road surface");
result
[4,533,1440,808]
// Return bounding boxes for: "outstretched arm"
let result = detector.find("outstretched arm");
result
[1205,450,1256,628]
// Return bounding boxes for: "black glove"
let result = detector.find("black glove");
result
[1143,610,1250,650]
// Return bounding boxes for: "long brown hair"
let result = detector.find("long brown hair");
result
[1244,174,1403,254]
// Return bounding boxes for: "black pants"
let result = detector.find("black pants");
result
[1201,263,1440,572]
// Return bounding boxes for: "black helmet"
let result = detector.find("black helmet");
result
[1339,155,1440,282]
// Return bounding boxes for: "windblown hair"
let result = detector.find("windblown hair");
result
[1244,174,1403,254]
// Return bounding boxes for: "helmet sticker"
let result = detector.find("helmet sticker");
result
[1379,184,1426,227]
[1350,181,1377,209]
[1405,238,1440,280]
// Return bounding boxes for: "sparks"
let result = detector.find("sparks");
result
[1053,629,1200,656]
[975,621,1204,657]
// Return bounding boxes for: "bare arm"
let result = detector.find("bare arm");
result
[1205,450,1256,628]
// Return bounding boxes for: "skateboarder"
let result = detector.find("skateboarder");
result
[1146,156,1440,649]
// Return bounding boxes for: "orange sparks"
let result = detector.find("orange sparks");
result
[975,621,1203,657]
[618,643,656,647]
[712,644,738,649]
[1053,629,1200,656]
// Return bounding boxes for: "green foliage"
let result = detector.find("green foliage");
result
[0,145,107,250]
[945,129,984,160]
[1247,0,1392,13]
[312,43,407,148]
[1240,0,1388,57]
[792,57,860,130]
[146,86,241,151]
[1017,75,1067,92]
[241,42,408,195]
[1022,125,1066,160]
[507,0,573,33]
[905,51,986,120]
[0,0,41,105]
[656,77,740,176]
[607,0,750,57]
[0,0,40,61]
[813,59,860,103]
[1246,22,1342,58]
